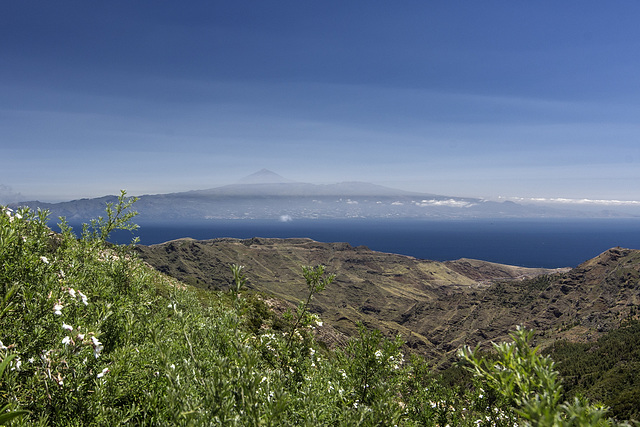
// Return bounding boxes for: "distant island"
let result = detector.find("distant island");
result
[12,169,640,223]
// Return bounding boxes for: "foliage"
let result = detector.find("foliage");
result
[545,320,640,421]
[458,326,627,426]
[0,197,636,426]
[0,354,29,424]
[80,190,139,243]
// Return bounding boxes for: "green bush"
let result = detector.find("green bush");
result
[458,326,627,426]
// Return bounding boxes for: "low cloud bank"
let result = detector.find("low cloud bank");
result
[504,197,640,206]
[414,199,476,208]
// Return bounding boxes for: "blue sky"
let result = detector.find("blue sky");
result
[2,1,640,203]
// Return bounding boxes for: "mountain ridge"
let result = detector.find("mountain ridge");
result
[135,237,640,364]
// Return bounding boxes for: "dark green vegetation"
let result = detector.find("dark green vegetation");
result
[545,320,640,421]
[1,195,638,425]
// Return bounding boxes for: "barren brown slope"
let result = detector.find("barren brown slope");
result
[401,247,640,363]
[136,237,572,360]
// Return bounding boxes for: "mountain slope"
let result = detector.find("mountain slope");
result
[137,239,640,364]
[545,319,640,421]
[236,168,296,184]
[137,237,615,362]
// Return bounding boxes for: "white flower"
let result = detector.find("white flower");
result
[68,288,76,298]
[91,336,103,358]
[170,364,175,370]
[374,349,383,360]
[53,303,63,315]
[11,357,21,371]
[0,340,7,350]
[77,291,88,306]
[97,367,109,378]
[28,357,35,364]
[309,314,323,327]
[40,256,49,264]
[77,333,85,340]
[62,336,72,346]
[62,323,73,331]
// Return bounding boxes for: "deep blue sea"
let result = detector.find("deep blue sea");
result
[103,218,640,269]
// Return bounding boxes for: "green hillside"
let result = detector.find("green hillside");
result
[545,320,640,421]
[0,194,634,425]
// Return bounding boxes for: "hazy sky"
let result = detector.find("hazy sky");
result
[2,1,640,202]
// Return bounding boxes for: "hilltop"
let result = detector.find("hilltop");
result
[136,238,640,364]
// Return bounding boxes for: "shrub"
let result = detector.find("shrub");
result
[458,326,627,426]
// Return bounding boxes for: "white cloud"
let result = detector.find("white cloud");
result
[414,199,475,208]
[502,196,640,206]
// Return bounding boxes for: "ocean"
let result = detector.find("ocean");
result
[97,217,640,269]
